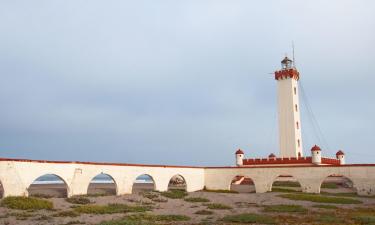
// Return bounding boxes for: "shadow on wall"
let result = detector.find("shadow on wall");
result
[271,175,302,193]
[132,174,155,194]
[0,181,3,198]
[87,173,117,196]
[28,174,68,198]
[168,174,186,191]
[230,175,256,193]
[321,175,357,194]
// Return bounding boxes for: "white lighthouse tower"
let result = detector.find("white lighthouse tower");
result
[275,56,303,158]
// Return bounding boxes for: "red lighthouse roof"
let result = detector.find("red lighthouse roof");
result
[311,145,321,151]
[235,149,244,155]
[336,150,345,156]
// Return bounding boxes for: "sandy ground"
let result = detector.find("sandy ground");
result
[0,182,373,225]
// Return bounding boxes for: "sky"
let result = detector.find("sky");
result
[0,0,374,166]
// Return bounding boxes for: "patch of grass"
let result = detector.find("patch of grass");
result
[195,210,214,215]
[273,181,301,187]
[321,182,338,189]
[185,197,210,203]
[62,221,86,225]
[271,187,299,193]
[74,203,151,214]
[205,203,232,210]
[264,204,307,213]
[141,191,159,200]
[53,210,80,217]
[29,193,53,199]
[315,214,344,223]
[352,215,375,224]
[222,213,275,224]
[312,204,339,209]
[99,214,190,225]
[321,192,358,197]
[202,188,238,194]
[160,189,187,199]
[8,212,33,220]
[278,193,362,204]
[66,196,91,205]
[1,196,53,210]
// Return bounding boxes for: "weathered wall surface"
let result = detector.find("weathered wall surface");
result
[205,165,375,196]
[0,160,205,197]
[1,159,375,197]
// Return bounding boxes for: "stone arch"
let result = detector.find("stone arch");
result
[320,174,357,194]
[229,175,256,193]
[168,174,187,191]
[87,173,117,196]
[28,174,69,198]
[270,174,302,193]
[132,174,156,193]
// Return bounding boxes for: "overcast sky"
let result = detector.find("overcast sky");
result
[0,0,374,166]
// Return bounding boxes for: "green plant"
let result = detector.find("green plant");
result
[99,214,190,225]
[222,213,275,224]
[66,196,91,205]
[312,204,339,209]
[1,196,53,210]
[53,210,80,217]
[278,193,362,204]
[205,203,232,210]
[321,182,338,189]
[195,210,214,215]
[160,190,188,199]
[263,204,307,213]
[272,181,301,187]
[184,197,210,203]
[74,203,151,214]
[202,188,238,194]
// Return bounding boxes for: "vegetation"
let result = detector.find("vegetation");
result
[315,214,344,223]
[99,214,190,225]
[29,193,53,199]
[278,193,362,204]
[53,210,80,217]
[312,204,339,209]
[195,209,214,215]
[321,182,338,189]
[184,197,210,203]
[222,213,275,224]
[1,196,53,210]
[272,181,301,187]
[66,196,91,205]
[160,190,187,199]
[202,189,238,194]
[264,204,307,213]
[271,187,299,193]
[205,203,232,210]
[74,203,151,214]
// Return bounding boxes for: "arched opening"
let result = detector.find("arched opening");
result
[320,175,356,194]
[132,174,155,194]
[0,181,4,198]
[230,175,256,193]
[28,174,68,198]
[168,174,186,191]
[87,173,117,196]
[271,175,302,193]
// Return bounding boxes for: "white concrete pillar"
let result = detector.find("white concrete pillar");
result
[299,178,322,194]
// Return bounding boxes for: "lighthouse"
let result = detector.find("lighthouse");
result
[275,56,303,158]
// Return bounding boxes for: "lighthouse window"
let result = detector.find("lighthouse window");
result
[294,87,297,95]
[295,104,298,112]
[297,139,300,147]
[296,122,299,129]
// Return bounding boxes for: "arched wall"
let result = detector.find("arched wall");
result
[168,174,187,190]
[87,173,118,195]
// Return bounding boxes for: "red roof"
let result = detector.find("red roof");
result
[268,153,276,158]
[235,149,244,155]
[311,145,321,151]
[336,150,345,156]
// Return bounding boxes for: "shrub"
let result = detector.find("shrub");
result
[66,197,91,205]
[278,193,362,204]
[160,190,187,199]
[315,214,344,223]
[222,213,275,224]
[99,214,190,224]
[184,197,210,203]
[53,210,80,217]
[272,181,301,187]
[195,210,214,215]
[352,215,375,224]
[312,204,338,209]
[1,196,53,210]
[202,188,238,194]
[263,204,307,213]
[321,182,338,189]
[74,204,151,214]
[205,203,232,210]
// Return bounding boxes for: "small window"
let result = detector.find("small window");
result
[296,122,299,129]
[294,87,297,95]
[295,104,298,112]
[297,139,300,147]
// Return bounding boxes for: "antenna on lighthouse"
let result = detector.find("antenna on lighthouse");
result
[292,41,296,68]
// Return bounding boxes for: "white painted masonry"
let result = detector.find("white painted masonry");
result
[1,159,374,197]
